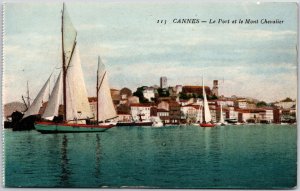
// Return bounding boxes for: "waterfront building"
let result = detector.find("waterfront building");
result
[226,106,239,120]
[130,103,151,121]
[236,108,268,123]
[211,80,219,96]
[157,108,169,124]
[169,101,181,124]
[260,107,274,123]
[117,111,132,122]
[160,76,168,88]
[181,104,200,123]
[273,108,282,123]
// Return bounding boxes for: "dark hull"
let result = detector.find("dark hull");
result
[116,122,153,126]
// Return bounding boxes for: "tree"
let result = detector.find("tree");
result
[179,93,190,100]
[256,101,267,107]
[157,88,170,97]
[282,97,293,102]
[133,86,149,103]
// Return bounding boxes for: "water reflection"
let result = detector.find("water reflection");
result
[95,134,101,178]
[59,135,70,187]
[203,128,222,184]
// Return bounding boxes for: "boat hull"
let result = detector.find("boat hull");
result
[35,122,114,133]
[116,122,153,126]
[200,123,216,127]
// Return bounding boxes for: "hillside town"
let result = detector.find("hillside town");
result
[4,76,297,126]
[83,77,296,125]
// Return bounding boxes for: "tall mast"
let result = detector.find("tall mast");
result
[62,3,67,121]
[96,56,99,123]
[26,81,30,107]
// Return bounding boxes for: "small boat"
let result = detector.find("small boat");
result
[216,104,227,126]
[35,4,116,133]
[151,117,164,127]
[116,113,153,126]
[199,77,216,128]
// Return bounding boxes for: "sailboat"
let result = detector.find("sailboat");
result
[96,56,118,126]
[200,77,216,127]
[216,104,227,126]
[35,4,115,133]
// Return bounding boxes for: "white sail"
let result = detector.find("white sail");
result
[23,75,51,118]
[66,45,93,122]
[42,72,62,120]
[219,104,224,123]
[97,56,117,122]
[202,77,212,122]
[62,3,77,68]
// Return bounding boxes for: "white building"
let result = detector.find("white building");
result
[130,103,151,121]
[180,105,201,122]
[143,88,155,101]
[274,100,296,109]
[260,108,274,122]
[235,99,247,109]
[227,106,238,120]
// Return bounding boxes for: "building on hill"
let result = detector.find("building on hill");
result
[211,80,219,96]
[143,87,155,101]
[119,87,132,104]
[182,85,212,97]
[160,76,167,88]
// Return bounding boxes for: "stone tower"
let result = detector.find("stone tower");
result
[212,80,218,96]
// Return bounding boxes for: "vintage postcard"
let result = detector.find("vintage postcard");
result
[2,1,298,189]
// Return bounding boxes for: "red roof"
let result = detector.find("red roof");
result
[157,108,169,112]
[130,103,152,107]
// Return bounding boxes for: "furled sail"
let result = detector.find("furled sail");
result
[66,45,93,122]
[62,3,77,68]
[202,77,212,122]
[23,75,51,118]
[97,56,117,122]
[42,72,62,120]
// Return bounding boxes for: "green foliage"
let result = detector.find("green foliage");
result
[282,97,293,102]
[133,86,149,103]
[209,94,218,100]
[157,88,170,97]
[256,101,267,107]
[179,93,191,100]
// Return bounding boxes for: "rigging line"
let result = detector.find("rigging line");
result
[65,38,77,72]
[97,71,107,93]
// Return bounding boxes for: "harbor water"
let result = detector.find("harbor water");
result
[4,124,297,188]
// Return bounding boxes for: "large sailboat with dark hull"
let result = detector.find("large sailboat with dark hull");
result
[35,4,116,133]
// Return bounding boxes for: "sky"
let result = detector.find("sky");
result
[3,2,298,104]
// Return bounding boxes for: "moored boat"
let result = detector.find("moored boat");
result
[199,76,216,128]
[35,4,116,133]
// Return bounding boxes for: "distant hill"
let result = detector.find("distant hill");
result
[4,102,26,118]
